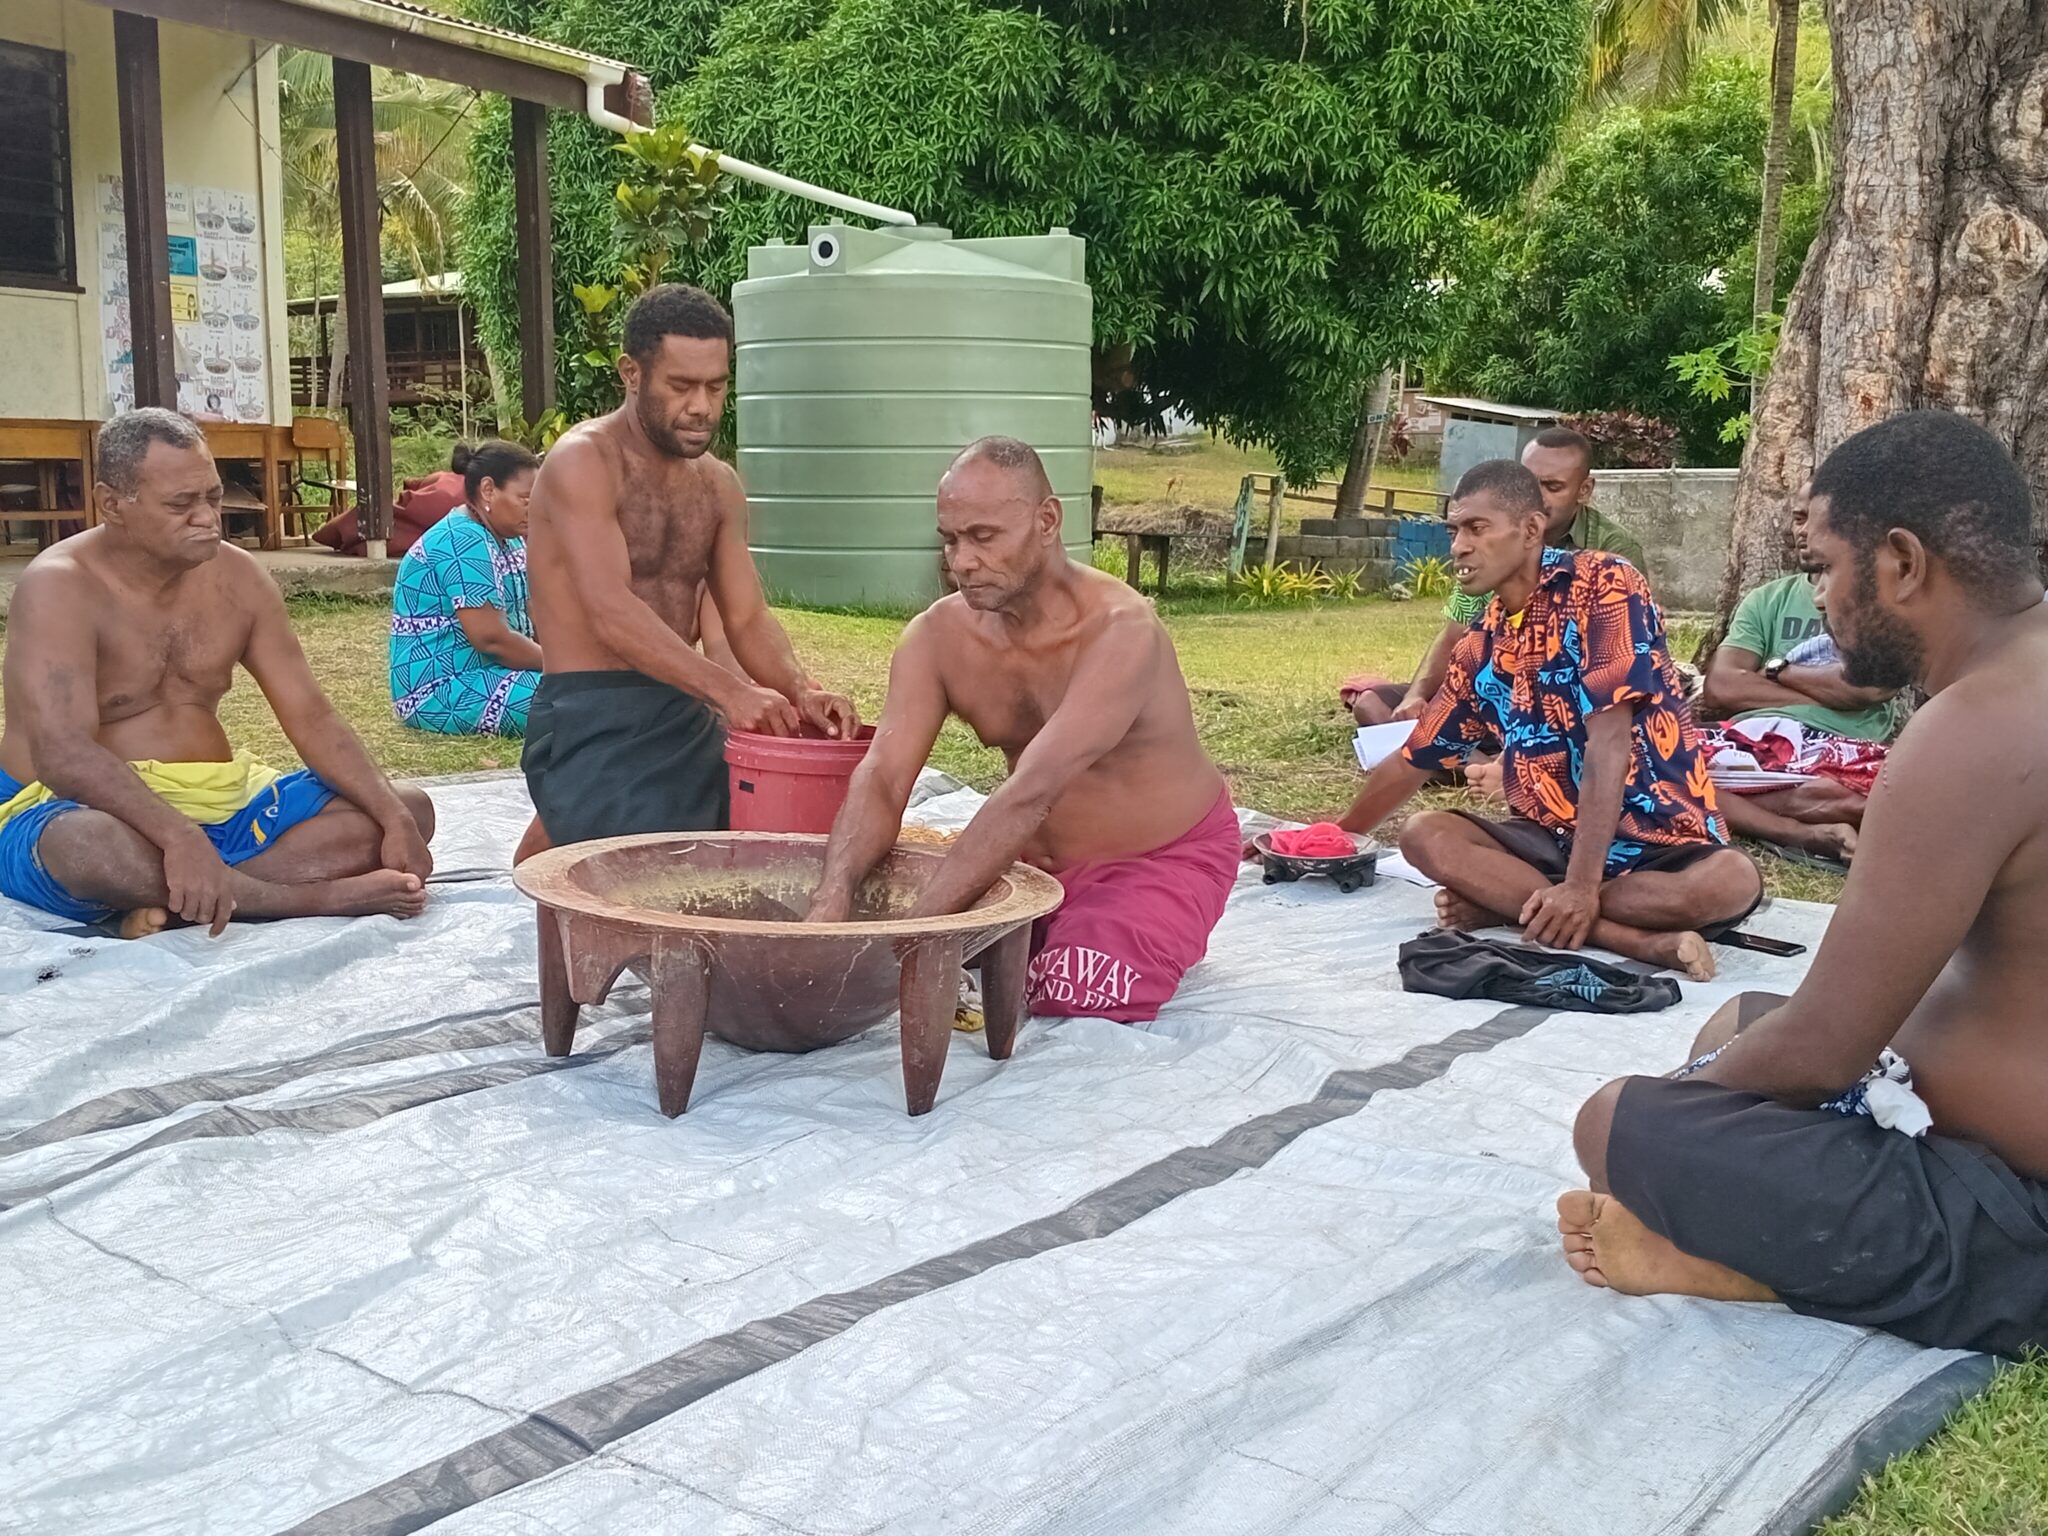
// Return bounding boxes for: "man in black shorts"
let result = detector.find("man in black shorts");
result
[1561,411,2048,1358]
[515,286,854,860]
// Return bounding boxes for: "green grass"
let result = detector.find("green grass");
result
[1095,434,1439,522]
[1095,436,1283,509]
[1819,1357,2048,1536]
[3,592,2039,1527]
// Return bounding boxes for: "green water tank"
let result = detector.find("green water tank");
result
[733,223,1094,609]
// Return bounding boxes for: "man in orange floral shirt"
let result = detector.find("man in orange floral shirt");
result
[1330,460,1761,980]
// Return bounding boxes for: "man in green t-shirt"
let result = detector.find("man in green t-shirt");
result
[1349,430,1649,798]
[1699,483,1900,863]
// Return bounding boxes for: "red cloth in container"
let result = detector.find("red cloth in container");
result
[1270,822,1357,859]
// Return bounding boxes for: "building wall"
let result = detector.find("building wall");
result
[0,0,288,423]
[1436,417,1549,495]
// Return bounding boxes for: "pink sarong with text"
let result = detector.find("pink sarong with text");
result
[1027,787,1240,1023]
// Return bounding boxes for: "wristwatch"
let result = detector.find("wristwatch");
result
[1762,656,1789,682]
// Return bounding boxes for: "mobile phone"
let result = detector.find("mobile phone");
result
[1715,930,1808,958]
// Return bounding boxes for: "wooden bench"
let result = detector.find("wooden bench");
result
[0,418,96,549]
[0,415,354,554]
[1116,529,1174,594]
[199,421,285,550]
[1087,483,1185,596]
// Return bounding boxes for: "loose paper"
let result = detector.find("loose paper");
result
[1353,721,1415,773]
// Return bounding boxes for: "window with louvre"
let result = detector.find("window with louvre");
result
[0,41,76,290]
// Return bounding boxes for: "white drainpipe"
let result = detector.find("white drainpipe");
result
[581,73,917,227]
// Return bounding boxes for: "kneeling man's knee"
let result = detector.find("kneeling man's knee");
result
[1573,1077,1632,1192]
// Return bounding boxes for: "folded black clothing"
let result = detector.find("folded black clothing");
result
[1396,929,1682,1014]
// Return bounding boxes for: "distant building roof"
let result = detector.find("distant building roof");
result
[1417,397,1562,424]
[288,272,464,312]
[76,0,651,122]
[298,0,637,78]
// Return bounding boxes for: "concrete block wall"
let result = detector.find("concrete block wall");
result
[1590,469,1739,613]
[1267,472,1741,614]
[1270,516,1401,590]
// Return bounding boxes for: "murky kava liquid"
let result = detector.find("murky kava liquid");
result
[614,872,920,924]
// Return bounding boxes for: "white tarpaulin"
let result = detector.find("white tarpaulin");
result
[0,775,1992,1534]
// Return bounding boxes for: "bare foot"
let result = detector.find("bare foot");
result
[1434,888,1504,931]
[1639,929,1716,981]
[312,870,430,920]
[1811,823,1856,864]
[118,907,173,940]
[1556,1190,1774,1302]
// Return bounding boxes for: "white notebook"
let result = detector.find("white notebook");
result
[1353,721,1415,772]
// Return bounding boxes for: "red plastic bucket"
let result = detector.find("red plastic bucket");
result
[725,725,877,834]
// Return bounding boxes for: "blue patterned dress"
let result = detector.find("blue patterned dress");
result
[388,511,539,736]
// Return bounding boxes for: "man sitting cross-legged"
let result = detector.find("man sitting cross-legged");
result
[1699,480,1899,864]
[1325,459,1761,980]
[0,409,435,937]
[806,437,1238,1023]
[1558,411,2048,1359]
[1346,426,1649,728]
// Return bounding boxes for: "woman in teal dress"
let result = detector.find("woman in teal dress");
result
[388,440,544,736]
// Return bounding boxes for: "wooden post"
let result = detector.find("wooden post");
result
[333,59,393,555]
[1261,474,1285,567]
[114,12,176,411]
[511,99,556,427]
[260,442,281,550]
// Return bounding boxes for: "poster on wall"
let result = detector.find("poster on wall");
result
[96,175,135,416]
[94,176,270,423]
[166,182,211,418]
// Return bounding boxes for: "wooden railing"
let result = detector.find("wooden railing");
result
[1242,472,1449,520]
[1232,473,1450,576]
[288,352,490,409]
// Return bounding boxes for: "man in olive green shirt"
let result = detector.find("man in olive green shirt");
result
[1699,482,1900,863]
[1350,429,1648,785]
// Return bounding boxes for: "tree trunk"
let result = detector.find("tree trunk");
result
[327,288,350,417]
[1711,0,2048,650]
[1752,0,1801,321]
[1335,366,1395,517]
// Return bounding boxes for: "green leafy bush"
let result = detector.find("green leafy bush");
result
[464,0,1585,482]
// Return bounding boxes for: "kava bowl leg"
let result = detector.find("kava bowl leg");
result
[899,934,966,1116]
[538,906,580,1056]
[649,938,711,1118]
[975,926,1032,1061]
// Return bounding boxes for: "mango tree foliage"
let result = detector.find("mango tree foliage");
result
[465,0,1584,479]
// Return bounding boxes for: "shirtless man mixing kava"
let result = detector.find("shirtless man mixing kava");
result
[0,409,435,935]
[1561,412,2048,1358]
[807,438,1239,1023]
[516,284,855,858]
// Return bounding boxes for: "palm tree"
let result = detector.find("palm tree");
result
[277,48,476,406]
[1584,2,1808,333]
[1584,0,1748,103]
[1751,0,1800,322]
